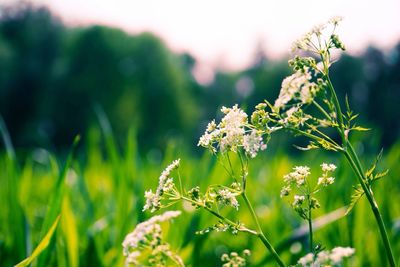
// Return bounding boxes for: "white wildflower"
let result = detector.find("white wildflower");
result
[329,16,343,26]
[274,68,317,109]
[311,23,326,36]
[198,132,213,147]
[297,246,355,266]
[317,176,335,186]
[316,251,330,264]
[206,120,217,132]
[122,211,182,266]
[219,105,248,152]
[198,105,249,153]
[125,250,141,265]
[285,106,299,120]
[321,163,337,172]
[292,33,312,52]
[297,253,314,266]
[243,130,267,158]
[300,82,319,104]
[283,166,310,186]
[217,189,240,210]
[293,195,305,206]
[221,250,250,267]
[143,190,160,212]
[318,163,336,186]
[292,17,344,54]
[156,159,180,194]
[330,246,355,264]
[143,159,180,212]
[280,185,291,197]
[294,166,311,177]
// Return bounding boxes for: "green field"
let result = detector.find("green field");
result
[1,122,399,266]
[1,4,400,267]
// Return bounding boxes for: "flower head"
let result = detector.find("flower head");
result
[243,130,267,158]
[143,159,181,212]
[217,189,240,210]
[318,163,336,186]
[122,211,182,266]
[297,246,355,266]
[221,250,250,267]
[274,68,319,109]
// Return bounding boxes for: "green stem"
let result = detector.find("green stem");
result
[242,193,285,267]
[305,123,340,148]
[307,195,314,253]
[324,75,346,144]
[312,100,331,121]
[180,196,257,235]
[343,145,396,267]
[287,127,341,151]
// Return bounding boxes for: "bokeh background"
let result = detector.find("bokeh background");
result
[0,1,399,266]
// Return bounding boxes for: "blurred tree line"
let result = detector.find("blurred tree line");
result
[0,2,399,153]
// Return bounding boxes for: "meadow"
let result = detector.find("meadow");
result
[1,119,399,266]
[1,5,400,267]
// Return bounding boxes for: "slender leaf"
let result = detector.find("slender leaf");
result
[37,135,80,266]
[345,184,364,215]
[15,216,60,267]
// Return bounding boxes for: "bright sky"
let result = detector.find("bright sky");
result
[21,0,400,70]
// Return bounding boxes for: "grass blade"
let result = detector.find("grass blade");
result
[15,216,61,267]
[36,135,80,266]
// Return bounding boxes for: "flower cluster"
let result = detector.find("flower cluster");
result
[122,211,183,266]
[187,183,242,211]
[143,159,181,212]
[221,250,251,267]
[216,188,240,210]
[253,17,348,142]
[318,163,336,186]
[281,164,336,219]
[297,246,355,266]
[274,68,319,109]
[196,220,244,236]
[198,105,267,158]
[243,130,267,158]
[291,16,344,54]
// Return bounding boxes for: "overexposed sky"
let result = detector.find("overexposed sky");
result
[15,0,400,70]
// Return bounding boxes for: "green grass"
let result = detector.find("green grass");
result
[0,123,399,266]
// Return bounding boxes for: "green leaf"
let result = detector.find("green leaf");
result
[365,149,385,182]
[372,169,389,182]
[345,185,364,215]
[317,139,338,151]
[0,115,16,162]
[349,114,359,121]
[15,216,61,267]
[351,126,370,132]
[37,135,80,266]
[293,142,319,151]
[365,163,376,179]
[61,197,79,267]
[345,94,351,114]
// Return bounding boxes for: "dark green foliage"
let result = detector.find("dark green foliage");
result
[0,3,399,153]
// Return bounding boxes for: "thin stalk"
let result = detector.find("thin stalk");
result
[242,192,285,267]
[177,170,183,195]
[180,196,256,235]
[320,53,345,144]
[312,100,331,122]
[237,151,247,190]
[305,123,340,148]
[287,127,341,151]
[324,75,346,144]
[307,195,314,253]
[343,146,396,267]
